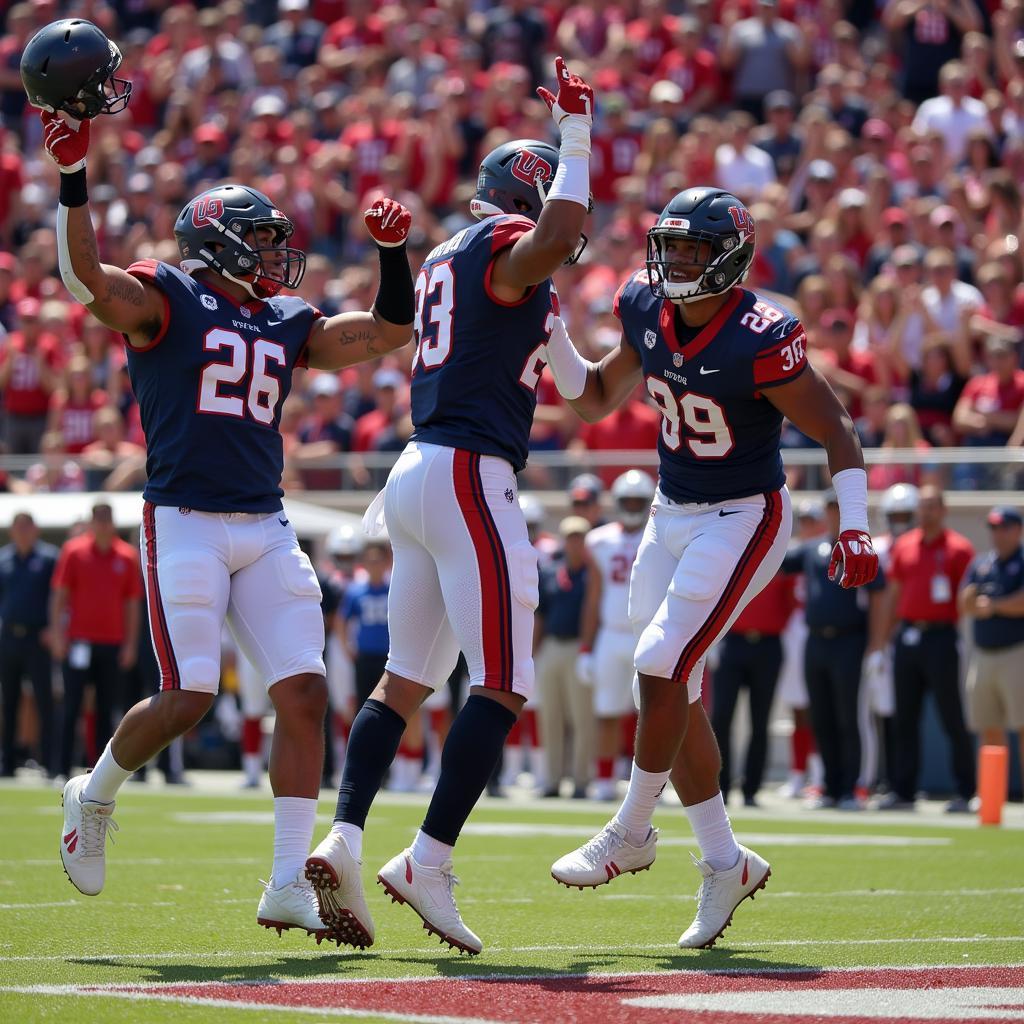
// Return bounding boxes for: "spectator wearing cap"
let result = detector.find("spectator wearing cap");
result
[51,504,142,781]
[884,0,981,106]
[912,60,992,166]
[921,248,983,336]
[0,298,63,455]
[835,188,871,269]
[864,210,917,281]
[353,369,410,486]
[814,308,878,420]
[567,474,605,530]
[571,388,659,490]
[715,111,777,200]
[781,490,887,810]
[264,0,324,72]
[292,374,355,490]
[186,125,230,189]
[711,570,798,808]
[960,507,1024,784]
[0,513,58,777]
[879,486,976,811]
[720,0,809,120]
[752,90,803,177]
[535,516,594,799]
[789,159,837,240]
[652,15,721,121]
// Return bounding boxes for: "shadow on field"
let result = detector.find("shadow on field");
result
[68,953,363,984]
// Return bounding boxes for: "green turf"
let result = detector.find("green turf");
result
[1,783,1021,1022]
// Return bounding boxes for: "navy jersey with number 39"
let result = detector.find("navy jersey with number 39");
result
[124,260,320,513]
[614,271,807,503]
[410,215,557,472]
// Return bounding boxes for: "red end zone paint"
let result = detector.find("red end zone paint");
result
[92,966,1024,1023]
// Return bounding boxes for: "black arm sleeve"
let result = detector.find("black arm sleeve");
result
[372,243,415,326]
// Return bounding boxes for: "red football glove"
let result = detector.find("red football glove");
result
[536,56,593,128]
[363,198,412,248]
[41,111,90,172]
[828,530,879,589]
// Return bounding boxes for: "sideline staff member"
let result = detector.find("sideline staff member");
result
[880,486,975,812]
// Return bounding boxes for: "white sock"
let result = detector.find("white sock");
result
[242,753,262,786]
[614,761,670,844]
[269,796,317,888]
[329,820,364,861]
[685,792,740,871]
[410,828,454,868]
[83,742,132,804]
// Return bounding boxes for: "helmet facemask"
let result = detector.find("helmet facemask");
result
[617,497,650,531]
[194,214,306,299]
[646,224,751,304]
[70,43,132,119]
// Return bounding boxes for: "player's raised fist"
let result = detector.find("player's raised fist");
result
[364,198,412,248]
[536,56,593,129]
[828,530,879,589]
[41,111,90,173]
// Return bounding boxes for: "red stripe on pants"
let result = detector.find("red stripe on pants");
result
[671,491,784,685]
[452,449,510,689]
[142,502,180,690]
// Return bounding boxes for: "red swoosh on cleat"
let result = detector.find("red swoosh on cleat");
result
[405,857,413,885]
[740,857,748,886]
[64,829,77,854]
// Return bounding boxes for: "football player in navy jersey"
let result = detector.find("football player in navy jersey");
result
[545,188,879,948]
[304,57,595,955]
[40,58,415,946]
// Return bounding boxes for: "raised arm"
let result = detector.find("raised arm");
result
[305,199,415,371]
[490,58,594,297]
[41,114,165,347]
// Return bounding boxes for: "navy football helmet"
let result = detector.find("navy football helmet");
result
[21,19,131,120]
[471,138,591,264]
[646,188,755,304]
[174,184,305,300]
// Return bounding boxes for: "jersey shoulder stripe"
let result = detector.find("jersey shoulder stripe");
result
[613,269,655,320]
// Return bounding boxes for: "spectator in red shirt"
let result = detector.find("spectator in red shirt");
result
[813,308,878,419]
[51,503,142,780]
[0,298,63,454]
[339,90,406,204]
[654,15,721,119]
[952,335,1024,448]
[617,0,678,76]
[353,368,408,453]
[590,95,642,205]
[879,486,976,811]
[319,0,386,79]
[47,356,109,455]
[571,392,660,490]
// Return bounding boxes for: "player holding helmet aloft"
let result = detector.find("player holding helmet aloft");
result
[304,57,595,955]
[546,187,879,948]
[577,470,656,801]
[31,20,416,946]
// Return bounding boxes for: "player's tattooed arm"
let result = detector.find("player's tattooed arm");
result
[61,204,166,344]
[304,309,413,371]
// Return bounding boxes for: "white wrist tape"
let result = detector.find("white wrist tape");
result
[56,204,95,305]
[833,467,870,534]
[547,154,590,209]
[545,316,589,400]
[556,116,591,159]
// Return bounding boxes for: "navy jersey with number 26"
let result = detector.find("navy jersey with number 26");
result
[410,215,557,472]
[614,272,808,503]
[125,260,320,513]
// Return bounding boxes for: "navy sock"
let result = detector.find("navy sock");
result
[334,699,406,827]
[422,694,517,846]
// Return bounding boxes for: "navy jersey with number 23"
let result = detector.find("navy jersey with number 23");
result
[614,272,808,503]
[410,215,557,472]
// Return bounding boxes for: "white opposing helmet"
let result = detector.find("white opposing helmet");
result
[880,483,920,517]
[326,523,364,558]
[518,493,545,529]
[611,470,655,529]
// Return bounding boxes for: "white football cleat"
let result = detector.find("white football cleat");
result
[304,831,375,949]
[677,844,770,950]
[60,774,118,896]
[257,878,330,944]
[550,819,657,889]
[377,849,482,955]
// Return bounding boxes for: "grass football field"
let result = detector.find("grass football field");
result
[1,780,1022,1023]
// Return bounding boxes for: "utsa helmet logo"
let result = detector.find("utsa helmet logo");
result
[728,205,755,239]
[510,149,553,188]
[191,197,225,229]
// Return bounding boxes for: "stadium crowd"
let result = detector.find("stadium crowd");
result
[0,0,1022,492]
